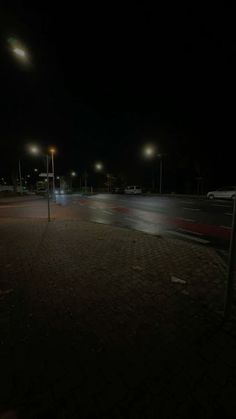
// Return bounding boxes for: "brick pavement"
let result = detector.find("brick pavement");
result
[0,217,236,418]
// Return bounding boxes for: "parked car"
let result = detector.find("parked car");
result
[124,185,142,195]
[207,187,235,200]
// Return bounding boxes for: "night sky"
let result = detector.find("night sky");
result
[0,4,235,192]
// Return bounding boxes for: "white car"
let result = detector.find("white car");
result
[207,187,235,200]
[124,185,142,195]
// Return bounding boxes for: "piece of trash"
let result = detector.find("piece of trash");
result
[171,276,186,284]
[132,265,143,271]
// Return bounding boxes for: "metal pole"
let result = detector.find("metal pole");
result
[51,151,55,196]
[224,188,236,320]
[18,159,23,195]
[46,155,51,222]
[85,172,87,194]
[159,157,163,194]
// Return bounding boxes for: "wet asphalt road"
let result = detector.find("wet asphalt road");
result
[0,194,233,252]
[56,194,233,252]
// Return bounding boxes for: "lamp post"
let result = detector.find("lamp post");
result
[50,148,56,196]
[8,37,30,66]
[144,145,165,194]
[71,171,76,191]
[18,160,23,195]
[94,162,104,192]
[29,145,51,221]
[158,154,163,194]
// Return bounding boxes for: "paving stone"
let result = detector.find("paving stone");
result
[0,217,235,418]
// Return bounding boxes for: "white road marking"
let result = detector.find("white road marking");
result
[178,228,203,236]
[212,204,232,208]
[182,207,200,211]
[102,210,113,215]
[225,213,233,216]
[89,205,99,209]
[176,217,195,222]
[165,230,210,244]
[181,200,195,204]
[220,225,231,230]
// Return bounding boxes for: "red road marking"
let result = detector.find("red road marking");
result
[110,206,231,240]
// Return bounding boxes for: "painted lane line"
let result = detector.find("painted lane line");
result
[165,230,210,244]
[102,210,113,215]
[182,207,200,211]
[176,217,195,222]
[212,204,232,208]
[220,225,232,230]
[225,213,233,216]
[177,228,204,236]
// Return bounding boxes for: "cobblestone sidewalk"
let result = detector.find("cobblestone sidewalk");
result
[0,218,235,418]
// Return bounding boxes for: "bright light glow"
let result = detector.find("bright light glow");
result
[95,162,103,171]
[49,147,56,154]
[34,168,38,172]
[71,171,76,177]
[56,176,60,179]
[60,190,64,194]
[13,47,26,58]
[29,145,40,155]
[8,37,29,64]
[144,145,156,158]
[27,174,30,178]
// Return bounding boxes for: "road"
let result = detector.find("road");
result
[0,194,233,253]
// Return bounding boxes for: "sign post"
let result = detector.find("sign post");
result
[46,155,51,222]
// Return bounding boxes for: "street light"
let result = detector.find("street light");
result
[70,172,77,191]
[8,37,30,64]
[49,148,56,196]
[95,162,103,172]
[13,47,26,58]
[29,145,51,221]
[29,145,40,155]
[143,144,165,194]
[144,145,156,158]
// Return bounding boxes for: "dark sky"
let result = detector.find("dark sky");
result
[0,4,235,191]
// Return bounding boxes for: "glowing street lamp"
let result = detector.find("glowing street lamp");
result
[8,37,29,64]
[28,145,51,221]
[70,172,77,191]
[29,145,40,155]
[144,145,156,158]
[13,47,26,58]
[143,144,164,194]
[95,162,103,172]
